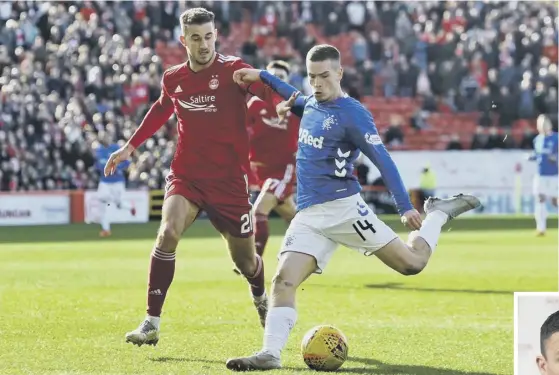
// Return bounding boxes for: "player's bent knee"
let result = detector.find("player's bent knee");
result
[401,264,426,276]
[376,239,429,277]
[227,236,258,275]
[399,252,428,276]
[271,272,298,297]
[156,222,181,250]
[236,259,258,277]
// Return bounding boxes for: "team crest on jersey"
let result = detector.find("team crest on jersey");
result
[209,75,219,90]
[322,115,337,131]
[284,235,295,247]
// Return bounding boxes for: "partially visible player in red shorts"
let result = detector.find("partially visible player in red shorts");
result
[104,8,283,347]
[246,61,300,258]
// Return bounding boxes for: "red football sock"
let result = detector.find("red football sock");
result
[245,254,266,297]
[146,247,176,317]
[255,213,269,257]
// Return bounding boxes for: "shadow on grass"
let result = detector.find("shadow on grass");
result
[364,282,515,296]
[149,356,500,374]
[340,357,500,375]
[149,356,223,365]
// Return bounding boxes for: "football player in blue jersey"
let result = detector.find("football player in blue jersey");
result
[227,44,481,371]
[529,115,558,236]
[95,131,135,237]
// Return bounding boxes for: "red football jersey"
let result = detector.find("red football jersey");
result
[246,96,300,166]
[129,53,281,180]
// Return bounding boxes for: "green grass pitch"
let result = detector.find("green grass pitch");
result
[0,216,557,375]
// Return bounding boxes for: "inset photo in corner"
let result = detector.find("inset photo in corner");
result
[516,292,559,375]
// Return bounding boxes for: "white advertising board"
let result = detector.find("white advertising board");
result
[0,194,70,226]
[84,189,149,224]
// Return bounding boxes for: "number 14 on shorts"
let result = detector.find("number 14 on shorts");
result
[352,219,376,241]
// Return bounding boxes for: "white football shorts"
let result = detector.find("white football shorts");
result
[533,175,558,198]
[279,193,398,273]
[97,181,126,205]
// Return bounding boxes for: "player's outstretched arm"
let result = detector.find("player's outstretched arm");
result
[345,106,421,229]
[105,83,173,176]
[233,67,306,115]
[277,91,304,119]
[104,145,134,177]
[127,90,174,150]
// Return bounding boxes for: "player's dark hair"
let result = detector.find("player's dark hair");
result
[180,8,215,32]
[266,60,290,75]
[306,44,341,63]
[540,310,559,358]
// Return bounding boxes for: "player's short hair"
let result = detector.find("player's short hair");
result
[540,310,559,357]
[180,8,215,32]
[266,60,290,75]
[306,44,341,63]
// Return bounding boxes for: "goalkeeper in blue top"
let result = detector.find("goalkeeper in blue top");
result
[227,45,481,371]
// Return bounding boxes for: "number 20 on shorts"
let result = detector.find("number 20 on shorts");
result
[240,212,254,234]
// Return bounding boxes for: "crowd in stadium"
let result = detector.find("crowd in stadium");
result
[0,1,557,191]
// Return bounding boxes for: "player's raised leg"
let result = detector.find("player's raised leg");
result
[125,194,199,346]
[226,251,317,371]
[374,194,481,275]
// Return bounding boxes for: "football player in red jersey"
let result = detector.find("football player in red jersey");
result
[246,61,299,258]
[104,8,283,347]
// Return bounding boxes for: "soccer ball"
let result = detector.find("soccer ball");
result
[301,325,348,371]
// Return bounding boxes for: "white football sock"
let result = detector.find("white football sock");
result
[146,315,160,329]
[535,200,547,233]
[262,307,297,358]
[417,210,448,252]
[100,202,111,231]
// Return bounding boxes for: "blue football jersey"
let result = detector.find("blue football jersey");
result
[260,71,413,215]
[533,132,558,176]
[96,144,130,183]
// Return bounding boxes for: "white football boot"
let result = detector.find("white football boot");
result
[125,319,159,347]
[424,193,481,220]
[226,351,282,371]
